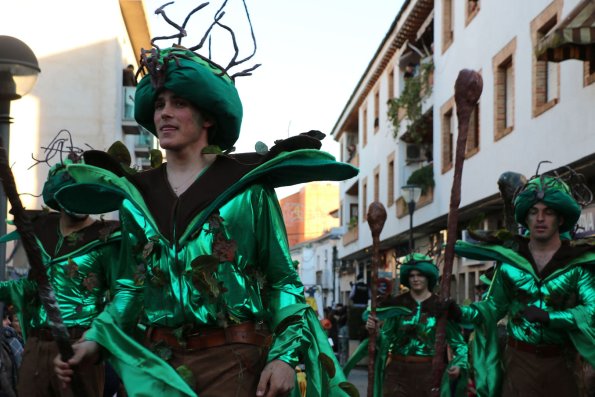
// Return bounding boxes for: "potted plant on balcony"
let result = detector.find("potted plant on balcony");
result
[387,58,434,143]
[407,164,434,195]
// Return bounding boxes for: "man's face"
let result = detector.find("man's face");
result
[408,269,429,293]
[153,90,213,152]
[526,202,563,243]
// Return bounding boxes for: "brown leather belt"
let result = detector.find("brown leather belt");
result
[146,322,271,351]
[28,326,87,341]
[507,337,568,357]
[393,354,433,363]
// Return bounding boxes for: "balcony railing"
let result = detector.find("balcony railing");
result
[123,87,136,120]
[343,225,359,245]
[396,187,434,218]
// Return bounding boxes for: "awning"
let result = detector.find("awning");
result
[535,0,595,62]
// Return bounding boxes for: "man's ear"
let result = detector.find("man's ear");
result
[558,216,564,227]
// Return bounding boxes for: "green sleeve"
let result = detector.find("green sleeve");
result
[549,266,595,329]
[446,320,469,370]
[256,187,306,367]
[463,265,510,325]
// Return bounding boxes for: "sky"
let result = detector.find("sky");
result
[145,0,404,197]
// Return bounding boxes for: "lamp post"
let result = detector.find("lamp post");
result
[401,184,422,252]
[0,36,40,280]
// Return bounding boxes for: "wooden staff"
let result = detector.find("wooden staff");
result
[366,201,387,397]
[430,69,483,396]
[0,139,86,397]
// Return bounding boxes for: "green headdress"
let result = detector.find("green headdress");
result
[42,160,75,211]
[134,2,260,151]
[399,253,439,290]
[514,174,581,233]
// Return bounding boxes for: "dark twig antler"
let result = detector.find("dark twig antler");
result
[28,129,84,170]
[145,0,260,83]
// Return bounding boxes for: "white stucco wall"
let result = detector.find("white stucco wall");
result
[1,0,146,210]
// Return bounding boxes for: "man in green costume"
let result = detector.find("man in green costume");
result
[0,160,125,397]
[345,254,468,397]
[455,174,595,397]
[53,41,359,396]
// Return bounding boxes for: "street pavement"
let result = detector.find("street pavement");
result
[347,366,367,396]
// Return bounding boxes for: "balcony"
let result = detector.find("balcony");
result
[396,187,434,218]
[343,225,359,245]
[122,86,139,134]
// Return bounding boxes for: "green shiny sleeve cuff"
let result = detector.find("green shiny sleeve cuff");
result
[548,311,577,329]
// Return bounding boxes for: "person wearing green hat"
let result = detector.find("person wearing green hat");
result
[455,174,595,397]
[0,159,127,397]
[53,24,359,397]
[344,253,468,396]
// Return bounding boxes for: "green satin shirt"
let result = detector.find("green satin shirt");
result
[0,213,123,337]
[117,183,305,365]
[381,293,468,368]
[458,239,595,345]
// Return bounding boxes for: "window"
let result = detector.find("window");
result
[349,203,358,222]
[493,38,516,141]
[531,1,560,117]
[362,178,368,223]
[388,67,395,99]
[441,97,455,173]
[362,106,368,147]
[387,153,395,207]
[442,0,454,53]
[374,166,380,202]
[585,60,595,86]
[465,0,480,25]
[374,88,380,132]
[465,103,480,157]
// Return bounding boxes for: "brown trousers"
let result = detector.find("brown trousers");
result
[383,360,433,397]
[501,346,579,397]
[17,336,104,397]
[164,343,267,397]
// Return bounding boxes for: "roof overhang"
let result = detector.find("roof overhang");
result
[119,0,152,65]
[331,0,433,141]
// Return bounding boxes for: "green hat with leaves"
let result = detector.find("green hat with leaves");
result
[514,175,581,233]
[42,160,75,211]
[135,47,243,151]
[399,253,439,290]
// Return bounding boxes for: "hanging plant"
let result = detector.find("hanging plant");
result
[406,164,434,195]
[387,58,434,143]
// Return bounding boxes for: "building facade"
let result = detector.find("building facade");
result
[332,0,595,303]
[279,182,340,247]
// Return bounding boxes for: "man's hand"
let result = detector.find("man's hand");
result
[447,365,461,380]
[521,306,550,324]
[256,359,295,397]
[439,298,463,322]
[54,340,100,388]
[366,314,381,334]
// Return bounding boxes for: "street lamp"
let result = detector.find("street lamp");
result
[0,36,40,280]
[401,184,422,252]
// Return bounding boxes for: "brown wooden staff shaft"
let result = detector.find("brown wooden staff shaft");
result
[430,69,483,396]
[0,139,86,397]
[366,202,387,397]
